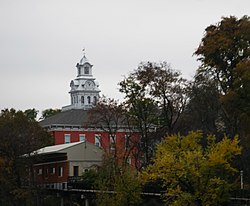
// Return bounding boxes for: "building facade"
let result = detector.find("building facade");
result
[33,141,103,190]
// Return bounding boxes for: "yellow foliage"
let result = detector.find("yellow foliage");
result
[142,131,241,206]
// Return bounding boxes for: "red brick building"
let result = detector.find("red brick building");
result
[39,109,139,166]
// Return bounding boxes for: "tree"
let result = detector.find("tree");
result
[179,72,222,136]
[225,60,250,136]
[135,62,189,135]
[88,96,138,167]
[141,131,241,206]
[119,62,189,168]
[119,73,159,169]
[24,108,39,121]
[194,15,250,184]
[96,154,141,206]
[40,108,61,120]
[195,15,250,94]
[194,16,250,136]
[0,109,53,205]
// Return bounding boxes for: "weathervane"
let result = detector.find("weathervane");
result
[82,48,86,56]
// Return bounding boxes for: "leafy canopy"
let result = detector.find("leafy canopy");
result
[195,15,250,94]
[96,155,141,206]
[0,109,53,205]
[141,131,241,206]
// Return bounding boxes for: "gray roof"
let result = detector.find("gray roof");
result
[39,109,90,127]
[34,141,82,155]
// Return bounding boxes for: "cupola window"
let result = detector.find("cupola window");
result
[93,96,97,105]
[84,66,89,74]
[87,96,91,104]
[78,67,81,76]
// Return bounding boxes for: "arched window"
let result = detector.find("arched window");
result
[87,96,91,104]
[84,66,89,74]
[78,67,81,76]
[81,96,84,104]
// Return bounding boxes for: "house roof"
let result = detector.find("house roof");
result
[39,109,89,127]
[35,141,82,155]
[31,141,104,163]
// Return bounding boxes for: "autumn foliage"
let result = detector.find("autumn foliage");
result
[141,132,241,206]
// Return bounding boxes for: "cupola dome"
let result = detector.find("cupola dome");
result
[79,55,89,65]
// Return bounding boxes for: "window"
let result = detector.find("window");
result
[73,166,79,177]
[93,96,97,105]
[45,168,49,177]
[79,134,86,142]
[87,96,91,104]
[110,135,116,144]
[37,168,42,175]
[124,135,130,149]
[58,166,63,177]
[50,167,56,174]
[84,66,89,74]
[110,135,116,150]
[81,96,84,104]
[64,134,71,144]
[95,135,101,147]
[78,67,81,76]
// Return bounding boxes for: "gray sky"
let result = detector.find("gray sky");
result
[0,0,249,114]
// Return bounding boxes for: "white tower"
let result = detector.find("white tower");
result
[62,51,101,111]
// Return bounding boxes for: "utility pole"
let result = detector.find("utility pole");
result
[240,170,244,190]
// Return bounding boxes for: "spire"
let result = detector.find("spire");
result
[79,48,89,65]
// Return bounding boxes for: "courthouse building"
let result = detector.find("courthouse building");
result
[40,52,137,165]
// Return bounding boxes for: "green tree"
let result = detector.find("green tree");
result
[0,109,53,205]
[135,62,189,135]
[96,155,141,206]
[141,131,241,206]
[194,15,250,185]
[24,108,39,121]
[195,15,250,94]
[40,108,61,120]
[119,73,159,169]
[179,72,222,136]
[119,62,189,168]
[194,15,250,137]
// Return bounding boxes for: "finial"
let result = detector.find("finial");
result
[82,48,86,57]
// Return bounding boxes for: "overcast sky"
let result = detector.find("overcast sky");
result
[0,0,249,114]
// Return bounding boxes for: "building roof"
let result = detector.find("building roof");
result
[80,55,89,65]
[39,108,135,130]
[35,141,82,155]
[39,109,90,127]
[31,141,104,163]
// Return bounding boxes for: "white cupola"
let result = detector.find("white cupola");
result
[62,50,101,111]
[76,55,93,77]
